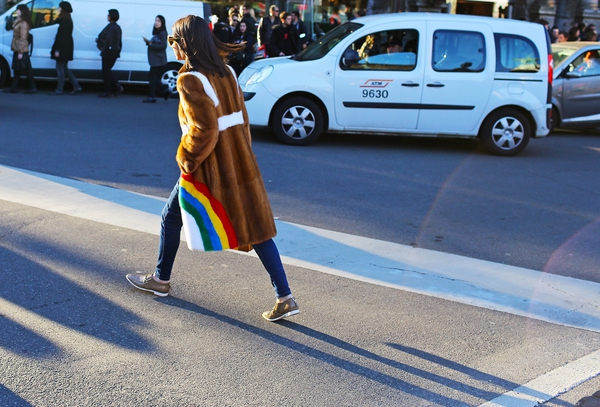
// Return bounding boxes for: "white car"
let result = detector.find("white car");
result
[239,13,552,156]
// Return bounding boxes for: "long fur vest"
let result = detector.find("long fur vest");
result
[176,67,276,251]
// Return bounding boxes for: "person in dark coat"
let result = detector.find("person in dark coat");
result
[96,9,122,98]
[50,2,81,95]
[267,12,299,57]
[231,20,255,76]
[143,15,170,103]
[257,5,279,48]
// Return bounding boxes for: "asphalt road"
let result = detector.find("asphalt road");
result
[1,84,599,283]
[1,84,600,407]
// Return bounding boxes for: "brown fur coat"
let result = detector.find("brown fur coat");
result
[176,67,276,249]
[11,18,29,54]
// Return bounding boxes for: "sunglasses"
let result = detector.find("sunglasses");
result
[167,35,179,46]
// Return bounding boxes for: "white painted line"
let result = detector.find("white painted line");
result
[1,164,600,333]
[478,349,600,407]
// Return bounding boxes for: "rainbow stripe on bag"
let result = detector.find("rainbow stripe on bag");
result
[179,174,238,251]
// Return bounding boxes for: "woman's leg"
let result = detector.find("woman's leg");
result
[252,238,292,298]
[148,66,158,98]
[55,61,66,93]
[155,181,183,281]
[101,56,112,93]
[64,61,80,90]
[10,69,20,90]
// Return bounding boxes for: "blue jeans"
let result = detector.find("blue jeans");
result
[55,60,79,93]
[155,181,292,298]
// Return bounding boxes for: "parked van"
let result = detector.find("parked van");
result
[239,13,553,156]
[0,0,211,92]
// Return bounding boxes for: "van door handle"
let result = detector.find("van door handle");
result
[427,82,445,88]
[402,82,419,87]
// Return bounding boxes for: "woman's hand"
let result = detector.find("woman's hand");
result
[54,51,60,58]
[17,53,23,60]
[176,145,198,174]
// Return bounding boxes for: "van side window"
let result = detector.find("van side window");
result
[341,29,419,71]
[432,30,485,73]
[494,34,540,72]
[31,0,61,29]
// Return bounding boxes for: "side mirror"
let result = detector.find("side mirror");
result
[565,71,582,78]
[341,48,359,69]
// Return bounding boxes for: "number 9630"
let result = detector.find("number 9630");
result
[362,89,388,98]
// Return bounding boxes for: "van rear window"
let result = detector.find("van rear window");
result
[494,34,540,72]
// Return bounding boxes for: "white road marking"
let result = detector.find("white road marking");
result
[1,163,599,406]
[478,349,600,407]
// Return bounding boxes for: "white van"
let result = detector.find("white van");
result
[0,0,211,92]
[239,13,553,156]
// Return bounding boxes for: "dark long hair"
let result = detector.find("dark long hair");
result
[172,15,245,77]
[16,4,32,28]
[152,15,166,35]
[58,1,72,20]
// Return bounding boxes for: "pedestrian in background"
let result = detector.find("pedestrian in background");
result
[568,26,581,42]
[143,15,170,103]
[232,20,255,75]
[291,11,308,50]
[257,5,279,49]
[49,1,82,95]
[268,12,299,57]
[557,31,567,43]
[240,4,256,35]
[4,4,36,94]
[96,9,122,98]
[126,14,300,322]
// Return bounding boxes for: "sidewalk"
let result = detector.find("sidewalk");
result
[1,163,599,406]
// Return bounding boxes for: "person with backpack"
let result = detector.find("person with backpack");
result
[4,4,36,94]
[96,9,122,98]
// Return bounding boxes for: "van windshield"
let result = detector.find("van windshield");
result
[295,22,363,61]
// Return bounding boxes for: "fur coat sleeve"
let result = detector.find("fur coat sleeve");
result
[176,69,276,251]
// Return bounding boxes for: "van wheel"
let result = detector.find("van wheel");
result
[0,58,10,88]
[272,97,323,146]
[160,63,181,94]
[480,109,531,156]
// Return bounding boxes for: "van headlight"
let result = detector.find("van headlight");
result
[242,65,273,87]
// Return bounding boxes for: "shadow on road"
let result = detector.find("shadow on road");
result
[158,294,519,406]
[0,383,35,407]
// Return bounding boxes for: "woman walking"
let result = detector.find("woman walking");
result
[126,15,300,321]
[143,15,170,103]
[49,1,82,95]
[4,4,36,94]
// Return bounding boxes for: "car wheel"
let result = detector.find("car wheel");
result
[160,63,182,94]
[550,106,559,133]
[480,109,531,156]
[0,57,10,88]
[272,97,324,146]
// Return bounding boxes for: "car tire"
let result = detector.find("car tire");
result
[0,57,10,88]
[160,63,182,95]
[550,106,559,133]
[480,108,531,156]
[272,97,324,146]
